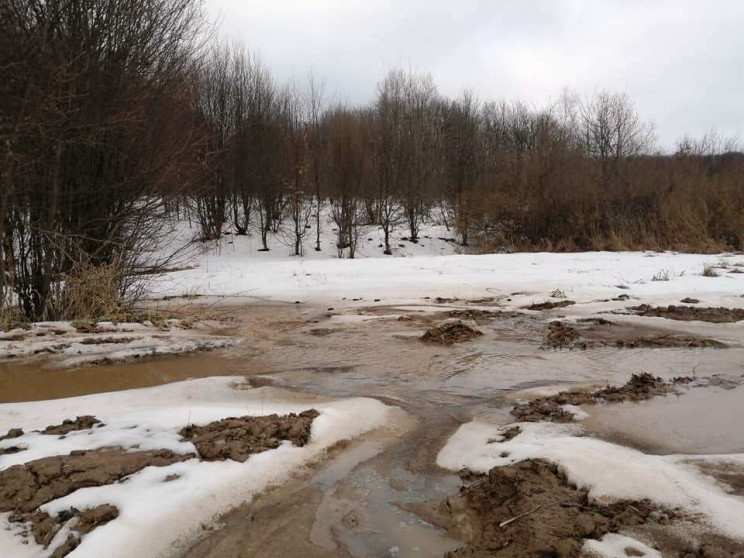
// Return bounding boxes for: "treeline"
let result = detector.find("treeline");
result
[1,0,742,322]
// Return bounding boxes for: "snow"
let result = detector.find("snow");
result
[0,320,236,367]
[151,215,744,313]
[437,421,744,540]
[584,533,662,558]
[0,377,391,558]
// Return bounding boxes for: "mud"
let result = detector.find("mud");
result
[544,321,581,348]
[414,459,671,558]
[10,504,119,554]
[631,304,744,323]
[0,427,23,440]
[524,300,575,311]
[180,410,319,462]
[42,415,102,435]
[0,447,191,513]
[421,321,483,345]
[511,373,675,422]
[545,319,727,350]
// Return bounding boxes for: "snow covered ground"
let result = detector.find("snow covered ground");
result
[0,378,391,558]
[0,320,236,367]
[152,214,744,311]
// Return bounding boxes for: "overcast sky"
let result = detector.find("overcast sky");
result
[207,0,743,150]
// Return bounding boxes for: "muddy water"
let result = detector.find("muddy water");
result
[0,351,245,403]
[584,384,744,455]
[3,301,744,557]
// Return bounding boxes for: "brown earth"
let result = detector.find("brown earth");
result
[511,373,676,422]
[0,447,192,513]
[180,410,320,462]
[42,415,102,435]
[544,321,581,348]
[410,459,674,558]
[630,304,744,323]
[10,504,119,554]
[524,300,575,311]
[421,321,483,345]
[545,319,726,350]
[0,427,23,440]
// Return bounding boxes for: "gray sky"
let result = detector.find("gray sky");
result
[207,0,744,150]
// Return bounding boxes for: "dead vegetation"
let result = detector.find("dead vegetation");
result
[179,410,320,462]
[421,321,483,345]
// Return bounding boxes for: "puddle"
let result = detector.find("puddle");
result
[583,385,744,455]
[0,352,244,403]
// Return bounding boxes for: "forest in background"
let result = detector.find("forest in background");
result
[1,0,743,321]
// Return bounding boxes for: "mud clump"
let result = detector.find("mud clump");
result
[42,415,101,435]
[73,504,119,534]
[10,504,119,556]
[421,320,483,345]
[631,304,744,323]
[524,300,575,311]
[438,460,668,557]
[614,335,726,349]
[0,448,191,513]
[0,427,23,441]
[512,373,673,422]
[180,410,320,462]
[544,321,581,349]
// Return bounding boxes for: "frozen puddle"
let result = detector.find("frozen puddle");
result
[0,378,391,558]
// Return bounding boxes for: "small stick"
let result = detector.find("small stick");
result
[499,504,543,528]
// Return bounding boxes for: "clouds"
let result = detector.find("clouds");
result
[208,0,744,149]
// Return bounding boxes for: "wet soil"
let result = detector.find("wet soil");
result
[511,373,678,422]
[0,447,192,513]
[630,304,744,323]
[42,415,101,435]
[412,459,673,558]
[11,504,120,556]
[3,301,744,557]
[544,320,727,350]
[421,321,483,345]
[180,410,319,462]
[524,300,575,311]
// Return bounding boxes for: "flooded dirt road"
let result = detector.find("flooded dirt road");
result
[2,298,743,557]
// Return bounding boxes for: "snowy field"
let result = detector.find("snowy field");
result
[0,378,390,558]
[154,215,744,312]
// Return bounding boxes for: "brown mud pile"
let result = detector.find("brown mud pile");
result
[11,504,119,556]
[416,460,672,558]
[544,321,581,348]
[180,410,320,462]
[544,320,726,350]
[421,321,483,345]
[614,335,726,349]
[0,448,191,513]
[42,415,102,435]
[512,373,677,422]
[631,304,744,323]
[0,427,23,440]
[524,300,575,311]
